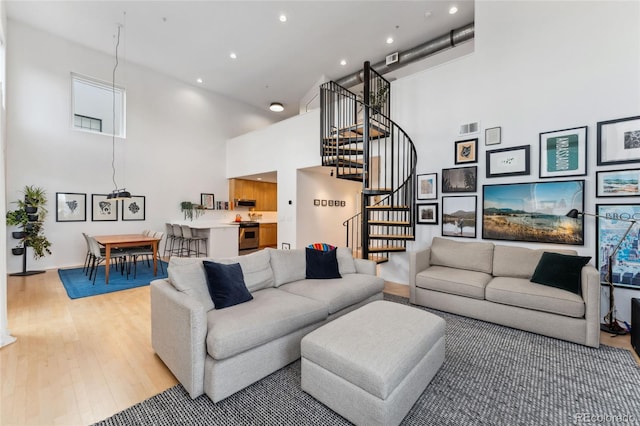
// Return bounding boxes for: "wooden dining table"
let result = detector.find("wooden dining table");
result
[93,234,161,284]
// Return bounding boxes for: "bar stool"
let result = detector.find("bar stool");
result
[172,224,185,256]
[163,223,176,259]
[180,225,208,257]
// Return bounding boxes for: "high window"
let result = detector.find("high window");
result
[71,73,125,137]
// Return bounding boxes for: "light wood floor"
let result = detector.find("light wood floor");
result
[1,273,638,426]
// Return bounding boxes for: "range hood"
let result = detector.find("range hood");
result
[235,199,257,207]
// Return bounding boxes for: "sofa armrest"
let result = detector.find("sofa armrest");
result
[150,279,208,398]
[580,265,601,348]
[409,248,431,303]
[354,258,376,276]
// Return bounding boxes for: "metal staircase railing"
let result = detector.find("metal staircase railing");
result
[320,63,417,263]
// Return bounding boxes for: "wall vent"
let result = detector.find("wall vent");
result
[459,121,479,136]
[386,52,399,66]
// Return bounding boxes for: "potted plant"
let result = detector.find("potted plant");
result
[19,185,48,221]
[12,246,25,256]
[26,234,52,259]
[181,201,194,220]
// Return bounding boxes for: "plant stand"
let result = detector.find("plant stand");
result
[10,246,45,276]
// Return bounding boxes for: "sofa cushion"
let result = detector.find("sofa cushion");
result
[167,260,215,312]
[336,247,357,275]
[530,252,591,295]
[168,250,274,294]
[486,276,585,318]
[415,265,492,299]
[279,273,385,314]
[203,261,253,309]
[430,237,494,274]
[493,245,578,279]
[268,248,306,287]
[306,247,341,279]
[206,288,328,360]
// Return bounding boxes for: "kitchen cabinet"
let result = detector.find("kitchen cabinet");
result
[230,179,277,211]
[259,223,278,248]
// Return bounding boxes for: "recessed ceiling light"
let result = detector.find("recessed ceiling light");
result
[279,14,287,22]
[269,102,284,112]
[424,11,432,18]
[196,78,203,84]
[340,59,347,66]
[230,52,237,59]
[449,6,458,14]
[257,177,263,181]
[386,37,394,44]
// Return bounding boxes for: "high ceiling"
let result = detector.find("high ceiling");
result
[6,1,474,119]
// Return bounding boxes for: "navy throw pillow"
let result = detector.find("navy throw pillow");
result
[202,261,253,309]
[530,252,591,295]
[306,247,341,279]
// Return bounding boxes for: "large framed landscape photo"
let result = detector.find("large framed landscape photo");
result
[596,203,640,289]
[482,180,584,245]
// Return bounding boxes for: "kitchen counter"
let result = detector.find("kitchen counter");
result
[170,221,238,258]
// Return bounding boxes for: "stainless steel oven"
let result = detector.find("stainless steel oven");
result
[238,222,259,252]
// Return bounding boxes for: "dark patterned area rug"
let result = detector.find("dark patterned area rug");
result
[95,294,640,425]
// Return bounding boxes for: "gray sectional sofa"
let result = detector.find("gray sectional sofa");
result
[409,237,600,348]
[150,247,384,402]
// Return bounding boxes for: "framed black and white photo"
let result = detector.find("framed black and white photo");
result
[596,169,640,198]
[539,126,587,178]
[201,193,215,210]
[485,127,501,146]
[442,166,477,193]
[91,194,118,222]
[454,138,478,164]
[486,145,530,178]
[122,196,146,221]
[56,192,86,222]
[597,115,640,166]
[442,196,476,238]
[416,203,438,225]
[417,173,437,200]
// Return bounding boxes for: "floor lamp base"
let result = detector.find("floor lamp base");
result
[600,322,628,335]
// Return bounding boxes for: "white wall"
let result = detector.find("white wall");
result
[389,1,640,322]
[296,169,361,248]
[5,21,275,272]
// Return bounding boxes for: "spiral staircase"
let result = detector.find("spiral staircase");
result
[320,62,417,263]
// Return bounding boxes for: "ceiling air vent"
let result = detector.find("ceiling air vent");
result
[386,52,399,66]
[459,121,479,136]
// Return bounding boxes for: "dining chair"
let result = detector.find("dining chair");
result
[127,231,165,278]
[87,235,128,284]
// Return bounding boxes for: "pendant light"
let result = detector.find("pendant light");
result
[106,23,130,201]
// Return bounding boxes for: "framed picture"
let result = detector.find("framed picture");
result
[314,199,320,206]
[454,138,478,164]
[485,127,501,146]
[539,126,587,178]
[329,200,334,206]
[596,169,640,197]
[597,115,640,166]
[417,203,438,225]
[201,193,215,210]
[442,196,476,238]
[482,180,585,245]
[442,166,477,193]
[91,194,118,222]
[595,203,640,289]
[56,192,86,222]
[486,145,530,178]
[417,173,437,200]
[122,196,145,221]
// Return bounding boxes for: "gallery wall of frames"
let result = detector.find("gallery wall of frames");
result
[416,115,640,289]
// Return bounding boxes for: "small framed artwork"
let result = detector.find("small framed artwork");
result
[122,196,146,221]
[486,145,530,178]
[56,192,86,222]
[539,126,587,178]
[321,200,327,206]
[281,243,291,250]
[417,173,437,200]
[91,194,118,222]
[454,138,478,164]
[596,169,640,197]
[329,200,334,206]
[442,196,476,238]
[442,166,477,193]
[485,127,501,146]
[417,203,438,225]
[597,115,640,166]
[314,199,320,206]
[340,201,346,207]
[596,203,640,289]
[201,193,215,210]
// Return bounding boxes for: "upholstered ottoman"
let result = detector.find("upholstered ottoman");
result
[301,300,446,426]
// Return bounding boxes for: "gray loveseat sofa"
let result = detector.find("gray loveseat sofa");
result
[409,237,600,348]
[151,247,384,402]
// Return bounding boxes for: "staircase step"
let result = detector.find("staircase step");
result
[322,146,364,155]
[366,205,410,211]
[368,246,407,253]
[369,234,415,240]
[324,155,365,166]
[368,220,411,226]
[368,254,389,264]
[323,135,364,145]
[364,188,392,195]
[336,173,364,182]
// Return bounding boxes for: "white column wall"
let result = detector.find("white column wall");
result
[389,1,640,322]
[5,21,275,273]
